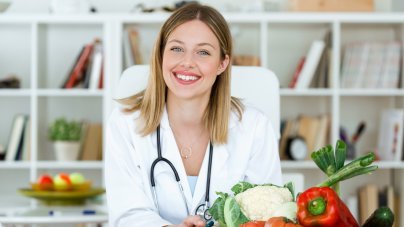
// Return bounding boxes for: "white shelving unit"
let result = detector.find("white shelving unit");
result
[0,12,403,224]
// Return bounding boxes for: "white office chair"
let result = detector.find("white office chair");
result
[115,65,280,139]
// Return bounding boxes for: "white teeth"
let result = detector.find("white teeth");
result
[176,74,198,81]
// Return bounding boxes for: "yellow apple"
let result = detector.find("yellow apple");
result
[53,173,72,191]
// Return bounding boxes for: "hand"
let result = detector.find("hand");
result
[171,215,206,227]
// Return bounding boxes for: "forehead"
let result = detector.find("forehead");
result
[167,20,219,47]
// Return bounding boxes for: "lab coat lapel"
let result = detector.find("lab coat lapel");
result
[191,143,229,212]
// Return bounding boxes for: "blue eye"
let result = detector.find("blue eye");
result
[198,50,210,56]
[170,47,183,52]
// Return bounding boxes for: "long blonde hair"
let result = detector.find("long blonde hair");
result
[119,3,244,144]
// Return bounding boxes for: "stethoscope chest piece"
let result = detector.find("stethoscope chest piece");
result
[195,203,212,221]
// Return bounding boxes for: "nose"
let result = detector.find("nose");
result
[180,52,195,69]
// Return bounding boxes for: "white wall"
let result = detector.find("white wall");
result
[4,0,402,14]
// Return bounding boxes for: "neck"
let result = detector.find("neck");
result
[167,96,208,130]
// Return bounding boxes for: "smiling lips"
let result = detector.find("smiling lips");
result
[174,72,201,85]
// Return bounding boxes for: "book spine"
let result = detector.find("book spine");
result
[288,57,305,88]
[295,40,325,89]
[64,43,94,89]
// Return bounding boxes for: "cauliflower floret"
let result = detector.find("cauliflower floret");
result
[234,185,293,221]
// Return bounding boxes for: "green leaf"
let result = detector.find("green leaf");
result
[231,181,255,195]
[208,192,228,224]
[223,197,249,227]
[283,181,295,201]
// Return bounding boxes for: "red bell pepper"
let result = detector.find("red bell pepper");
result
[297,186,359,227]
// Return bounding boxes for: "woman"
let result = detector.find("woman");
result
[105,3,282,227]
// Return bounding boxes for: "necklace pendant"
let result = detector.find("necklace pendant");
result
[181,147,192,159]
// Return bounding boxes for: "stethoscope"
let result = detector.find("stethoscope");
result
[150,125,213,221]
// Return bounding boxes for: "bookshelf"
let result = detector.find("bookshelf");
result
[0,12,403,224]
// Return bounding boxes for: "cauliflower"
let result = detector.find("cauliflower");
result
[235,185,294,221]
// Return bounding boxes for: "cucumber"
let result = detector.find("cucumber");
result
[362,206,394,227]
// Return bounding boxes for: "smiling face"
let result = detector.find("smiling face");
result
[162,19,229,104]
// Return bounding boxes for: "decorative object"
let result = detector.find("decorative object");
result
[49,118,82,161]
[18,188,105,206]
[50,0,91,14]
[0,0,11,13]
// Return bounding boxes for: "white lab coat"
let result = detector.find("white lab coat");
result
[105,105,282,227]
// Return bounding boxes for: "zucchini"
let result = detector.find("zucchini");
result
[362,206,394,227]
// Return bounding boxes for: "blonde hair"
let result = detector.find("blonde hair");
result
[119,3,244,144]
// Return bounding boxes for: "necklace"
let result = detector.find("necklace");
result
[170,125,205,160]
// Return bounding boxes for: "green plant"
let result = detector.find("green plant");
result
[49,118,82,141]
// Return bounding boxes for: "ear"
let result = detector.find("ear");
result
[217,54,230,75]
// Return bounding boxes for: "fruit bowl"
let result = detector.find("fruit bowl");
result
[18,188,105,206]
[31,180,92,192]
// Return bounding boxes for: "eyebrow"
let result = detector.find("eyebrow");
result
[168,39,216,50]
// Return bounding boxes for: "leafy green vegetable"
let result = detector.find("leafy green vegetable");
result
[209,192,228,224]
[223,196,249,227]
[231,181,255,195]
[209,181,296,226]
[283,182,295,201]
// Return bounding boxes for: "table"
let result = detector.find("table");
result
[0,206,108,226]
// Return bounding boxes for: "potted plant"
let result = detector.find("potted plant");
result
[49,118,82,161]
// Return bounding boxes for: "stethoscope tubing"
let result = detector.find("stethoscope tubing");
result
[150,125,213,220]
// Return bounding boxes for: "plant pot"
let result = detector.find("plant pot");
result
[54,141,81,161]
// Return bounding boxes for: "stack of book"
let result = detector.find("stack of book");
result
[340,41,402,89]
[61,38,104,90]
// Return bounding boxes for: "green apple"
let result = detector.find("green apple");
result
[69,172,85,185]
[53,173,72,191]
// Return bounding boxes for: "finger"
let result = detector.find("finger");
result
[183,215,205,226]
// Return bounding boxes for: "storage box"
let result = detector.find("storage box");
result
[288,0,374,12]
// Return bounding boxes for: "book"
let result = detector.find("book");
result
[362,42,384,88]
[20,117,31,161]
[128,27,143,64]
[88,40,103,90]
[80,123,103,160]
[288,57,305,88]
[310,30,332,88]
[60,46,85,88]
[377,109,404,161]
[340,43,354,88]
[123,27,135,68]
[294,40,325,89]
[358,184,378,224]
[313,114,330,150]
[5,114,27,161]
[380,41,401,89]
[296,115,320,157]
[64,42,94,89]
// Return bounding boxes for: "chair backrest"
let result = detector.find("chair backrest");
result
[115,65,280,139]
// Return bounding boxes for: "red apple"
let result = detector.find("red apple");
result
[37,174,54,191]
[53,173,72,191]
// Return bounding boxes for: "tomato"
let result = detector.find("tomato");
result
[37,174,54,190]
[264,217,302,227]
[240,221,266,227]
